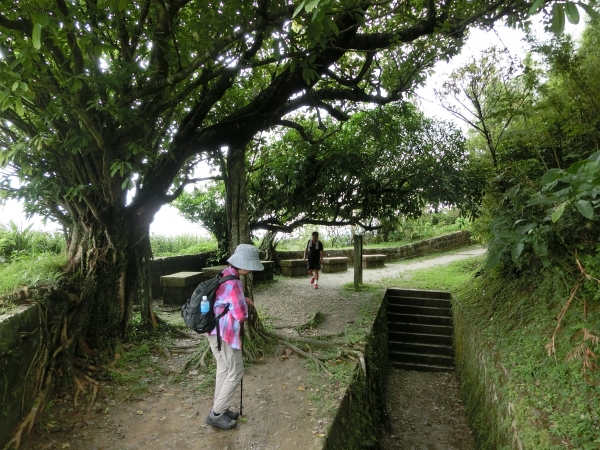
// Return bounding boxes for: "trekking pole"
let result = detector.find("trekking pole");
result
[240,321,244,417]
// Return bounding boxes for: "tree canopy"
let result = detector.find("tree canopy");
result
[0,0,569,236]
[248,102,484,233]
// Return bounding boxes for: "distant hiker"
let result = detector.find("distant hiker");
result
[205,244,264,430]
[303,231,324,289]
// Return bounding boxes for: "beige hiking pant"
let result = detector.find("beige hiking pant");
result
[207,335,244,414]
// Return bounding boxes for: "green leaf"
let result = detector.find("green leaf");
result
[293,1,305,18]
[32,23,42,50]
[529,0,545,14]
[551,201,567,222]
[575,199,594,219]
[516,223,537,235]
[15,97,24,117]
[485,244,505,269]
[118,0,127,12]
[565,1,580,24]
[528,195,555,206]
[552,3,566,34]
[541,168,564,185]
[304,0,320,13]
[511,241,525,262]
[578,3,600,21]
[12,81,20,91]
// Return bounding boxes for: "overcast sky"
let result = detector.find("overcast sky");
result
[0,16,584,236]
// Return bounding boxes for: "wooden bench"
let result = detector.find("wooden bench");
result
[160,271,204,306]
[280,259,307,277]
[322,256,349,273]
[362,254,386,269]
[202,262,274,284]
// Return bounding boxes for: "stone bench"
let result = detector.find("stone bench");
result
[322,257,349,273]
[202,262,274,284]
[280,259,307,277]
[254,261,274,283]
[160,271,204,305]
[362,254,386,269]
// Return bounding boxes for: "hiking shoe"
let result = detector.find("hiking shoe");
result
[310,277,315,285]
[314,284,318,289]
[224,409,240,420]
[206,410,237,430]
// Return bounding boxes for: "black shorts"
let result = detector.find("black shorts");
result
[307,260,321,271]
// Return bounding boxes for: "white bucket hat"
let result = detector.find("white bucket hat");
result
[227,244,264,271]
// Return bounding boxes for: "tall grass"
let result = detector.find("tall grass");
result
[150,233,217,257]
[0,221,65,261]
[0,252,67,297]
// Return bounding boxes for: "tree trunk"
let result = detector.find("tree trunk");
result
[225,143,273,359]
[64,216,156,352]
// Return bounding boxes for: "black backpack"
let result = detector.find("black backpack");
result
[181,271,239,350]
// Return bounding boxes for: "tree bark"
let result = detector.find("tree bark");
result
[64,215,156,351]
[224,143,273,358]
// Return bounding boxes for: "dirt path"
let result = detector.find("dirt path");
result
[19,246,484,450]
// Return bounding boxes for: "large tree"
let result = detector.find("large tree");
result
[0,0,585,350]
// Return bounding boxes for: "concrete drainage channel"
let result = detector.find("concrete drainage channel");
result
[324,288,475,450]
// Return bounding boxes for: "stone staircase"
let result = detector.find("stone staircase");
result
[387,288,454,372]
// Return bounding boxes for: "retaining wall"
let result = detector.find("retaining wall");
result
[453,298,545,449]
[0,304,46,447]
[324,293,389,449]
[278,230,473,263]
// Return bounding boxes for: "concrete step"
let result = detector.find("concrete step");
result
[388,321,453,336]
[387,295,452,308]
[386,288,451,300]
[390,361,455,372]
[389,340,454,356]
[388,331,453,346]
[388,303,452,317]
[388,312,452,326]
[389,350,455,367]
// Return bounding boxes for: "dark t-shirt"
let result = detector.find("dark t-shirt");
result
[306,240,324,262]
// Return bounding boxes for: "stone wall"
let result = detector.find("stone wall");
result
[277,230,473,263]
[0,304,47,447]
[148,252,214,299]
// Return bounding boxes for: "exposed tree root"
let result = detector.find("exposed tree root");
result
[155,313,196,339]
[295,311,326,332]
[282,335,350,348]
[279,340,332,376]
[199,346,210,369]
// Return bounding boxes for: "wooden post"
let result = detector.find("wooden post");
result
[353,234,363,289]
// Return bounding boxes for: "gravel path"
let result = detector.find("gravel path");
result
[254,246,485,337]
